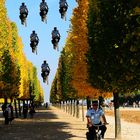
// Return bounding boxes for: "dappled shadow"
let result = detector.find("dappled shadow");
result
[0,109,78,140]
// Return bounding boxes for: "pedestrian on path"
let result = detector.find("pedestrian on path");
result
[7,104,14,124]
[23,104,28,118]
[3,105,9,125]
[29,103,35,118]
[45,102,48,109]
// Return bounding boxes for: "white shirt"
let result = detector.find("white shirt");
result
[41,63,50,72]
[20,5,28,14]
[52,30,60,38]
[40,2,48,10]
[86,108,104,124]
[59,0,67,7]
[30,33,39,42]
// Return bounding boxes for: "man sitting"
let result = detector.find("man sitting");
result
[30,30,39,48]
[41,60,50,78]
[59,0,68,14]
[51,27,60,44]
[86,100,108,140]
[19,3,28,22]
[39,0,48,19]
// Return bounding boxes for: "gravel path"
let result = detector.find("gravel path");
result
[0,106,139,140]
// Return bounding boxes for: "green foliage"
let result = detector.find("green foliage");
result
[59,49,76,100]
[1,50,20,98]
[32,67,41,101]
[87,0,140,93]
[50,75,59,103]
[50,38,77,103]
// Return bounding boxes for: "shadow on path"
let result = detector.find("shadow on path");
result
[0,108,78,140]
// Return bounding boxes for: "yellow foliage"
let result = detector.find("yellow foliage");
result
[0,1,44,102]
[70,0,90,98]
[0,98,11,104]
[69,0,111,99]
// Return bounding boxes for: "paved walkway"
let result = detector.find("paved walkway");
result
[0,106,139,140]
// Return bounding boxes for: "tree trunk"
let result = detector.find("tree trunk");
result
[69,100,71,114]
[59,101,61,109]
[14,99,18,118]
[73,100,76,117]
[62,101,64,111]
[4,97,7,105]
[76,100,79,118]
[66,100,68,113]
[82,99,84,121]
[86,96,91,109]
[10,98,13,104]
[68,100,70,114]
[113,92,121,139]
[18,100,21,116]
[70,100,72,115]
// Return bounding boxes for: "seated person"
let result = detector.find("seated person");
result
[19,3,28,19]
[86,100,108,139]
[51,27,60,43]
[40,0,48,16]
[59,0,68,9]
[41,60,50,77]
[30,30,39,47]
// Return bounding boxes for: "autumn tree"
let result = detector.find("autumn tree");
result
[87,0,140,138]
[0,0,44,104]
[50,73,60,103]
[51,0,112,103]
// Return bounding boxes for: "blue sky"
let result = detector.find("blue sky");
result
[6,0,77,102]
